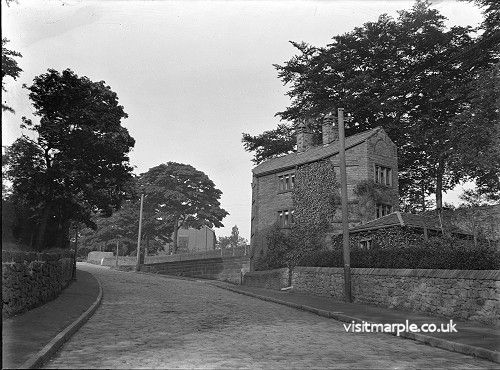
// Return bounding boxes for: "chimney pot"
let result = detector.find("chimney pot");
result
[296,118,314,153]
[322,112,338,144]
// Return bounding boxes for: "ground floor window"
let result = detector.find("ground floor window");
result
[359,238,372,251]
[376,203,392,218]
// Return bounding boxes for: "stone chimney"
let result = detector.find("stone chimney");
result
[322,112,338,145]
[296,118,314,153]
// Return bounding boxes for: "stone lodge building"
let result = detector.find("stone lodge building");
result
[249,116,399,269]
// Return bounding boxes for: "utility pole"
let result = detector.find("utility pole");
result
[135,193,144,272]
[72,224,78,281]
[338,108,352,303]
[115,240,119,267]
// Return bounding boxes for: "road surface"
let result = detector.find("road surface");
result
[45,264,494,369]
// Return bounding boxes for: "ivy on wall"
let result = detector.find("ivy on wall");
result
[354,180,396,221]
[293,160,340,231]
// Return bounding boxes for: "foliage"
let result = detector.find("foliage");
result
[218,225,248,249]
[450,189,500,245]
[258,160,340,269]
[293,160,339,253]
[354,180,396,220]
[2,38,22,113]
[4,69,135,250]
[139,162,228,253]
[299,232,499,270]
[242,0,499,209]
[242,124,296,164]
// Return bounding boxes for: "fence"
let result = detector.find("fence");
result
[88,245,249,267]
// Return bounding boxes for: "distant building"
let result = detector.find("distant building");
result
[166,226,216,253]
[250,116,399,269]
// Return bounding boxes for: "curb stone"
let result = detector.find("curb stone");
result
[212,283,500,364]
[19,273,104,369]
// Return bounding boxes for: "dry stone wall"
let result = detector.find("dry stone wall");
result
[243,266,500,325]
[243,268,291,290]
[2,250,74,318]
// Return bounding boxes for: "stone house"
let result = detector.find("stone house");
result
[250,116,399,269]
[165,226,216,253]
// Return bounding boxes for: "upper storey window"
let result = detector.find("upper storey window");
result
[374,165,392,186]
[278,173,295,192]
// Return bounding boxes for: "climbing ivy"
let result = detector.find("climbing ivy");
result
[354,180,396,222]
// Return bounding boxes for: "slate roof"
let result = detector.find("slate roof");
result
[252,127,382,176]
[349,211,471,235]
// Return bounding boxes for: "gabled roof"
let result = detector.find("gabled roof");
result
[350,212,442,233]
[252,127,382,176]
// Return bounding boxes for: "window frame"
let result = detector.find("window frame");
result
[277,172,296,193]
[277,209,295,228]
[374,164,393,187]
[359,238,372,251]
[376,203,393,218]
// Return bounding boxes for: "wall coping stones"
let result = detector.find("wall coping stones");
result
[245,268,289,277]
[144,255,249,267]
[2,250,74,263]
[294,266,500,280]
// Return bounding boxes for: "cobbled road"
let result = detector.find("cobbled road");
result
[44,264,494,369]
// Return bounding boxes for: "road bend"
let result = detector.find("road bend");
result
[44,264,494,369]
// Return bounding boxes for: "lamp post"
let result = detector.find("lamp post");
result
[135,193,144,272]
[338,108,352,303]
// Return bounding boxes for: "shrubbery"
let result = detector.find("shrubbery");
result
[258,225,500,270]
[299,236,500,270]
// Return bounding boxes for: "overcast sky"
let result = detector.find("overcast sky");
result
[2,0,483,240]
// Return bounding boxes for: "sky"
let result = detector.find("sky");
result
[2,0,483,240]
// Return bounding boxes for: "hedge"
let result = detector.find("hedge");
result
[298,241,500,270]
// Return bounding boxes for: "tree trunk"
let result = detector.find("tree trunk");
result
[421,183,426,212]
[173,219,179,253]
[435,160,445,235]
[56,217,71,249]
[35,204,52,251]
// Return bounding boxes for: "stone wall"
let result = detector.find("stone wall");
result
[243,266,500,325]
[2,250,75,318]
[140,256,250,284]
[292,267,500,325]
[243,268,290,290]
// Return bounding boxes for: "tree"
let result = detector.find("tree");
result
[455,189,498,246]
[139,163,228,253]
[217,236,232,249]
[242,0,498,214]
[79,197,171,257]
[2,38,22,113]
[4,69,135,250]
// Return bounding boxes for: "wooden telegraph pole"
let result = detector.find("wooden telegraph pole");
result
[72,224,78,281]
[338,108,352,303]
[135,193,144,272]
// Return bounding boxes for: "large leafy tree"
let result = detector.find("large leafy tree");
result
[2,38,22,113]
[242,0,499,213]
[140,162,228,253]
[79,197,172,256]
[4,69,135,250]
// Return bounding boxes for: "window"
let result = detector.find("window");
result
[278,173,295,192]
[374,165,392,186]
[278,209,295,228]
[376,203,392,218]
[359,238,372,251]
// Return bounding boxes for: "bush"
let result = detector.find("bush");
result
[298,236,500,270]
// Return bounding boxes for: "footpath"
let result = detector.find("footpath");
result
[2,268,102,369]
[207,280,500,364]
[2,266,498,367]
